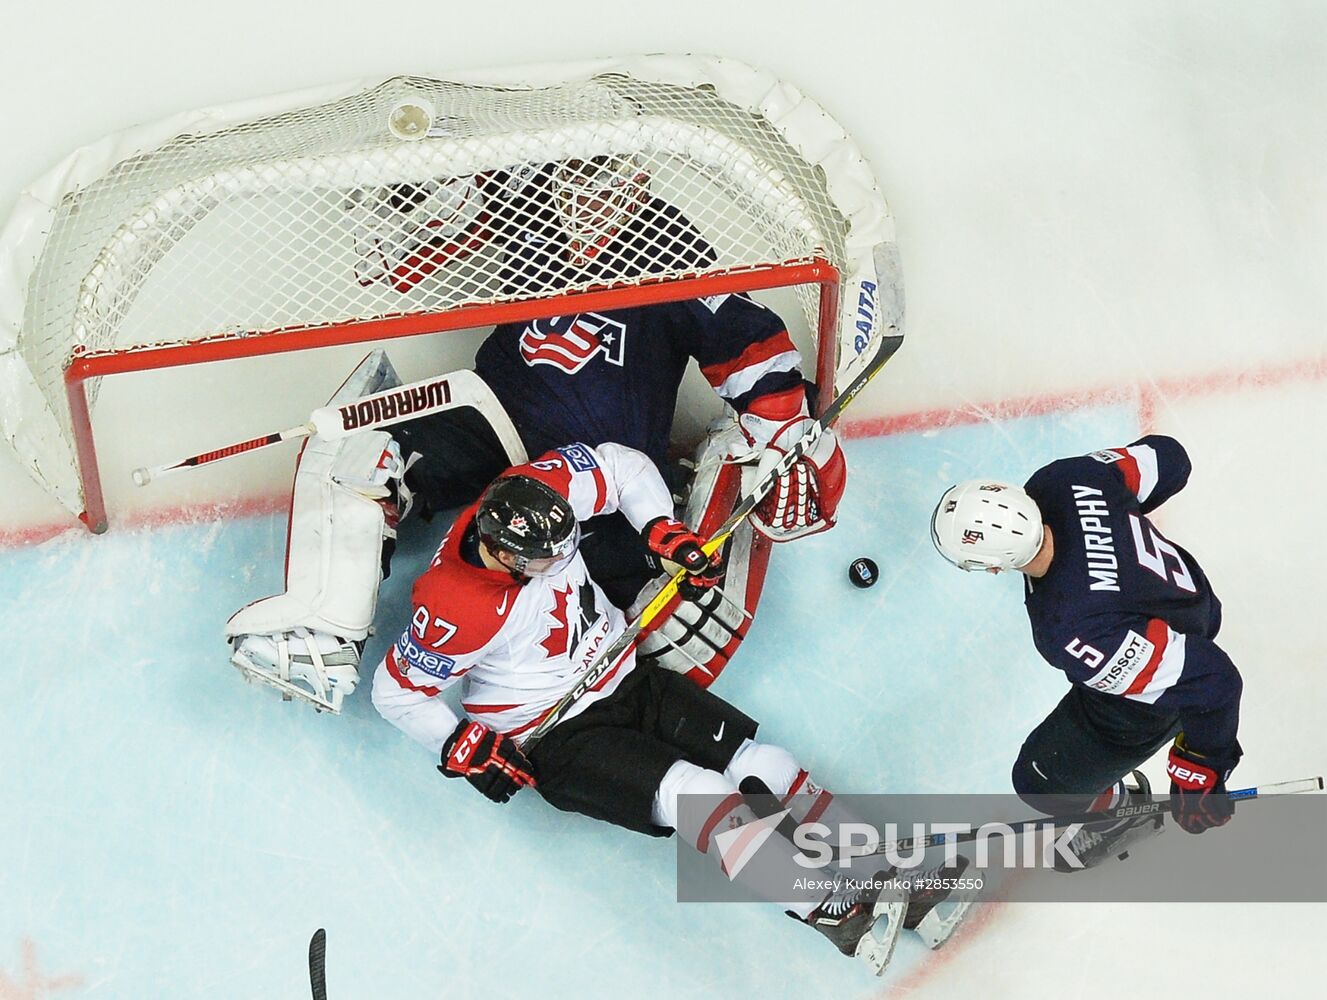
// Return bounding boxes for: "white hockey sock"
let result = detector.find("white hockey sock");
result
[725,739,888,870]
[653,760,820,919]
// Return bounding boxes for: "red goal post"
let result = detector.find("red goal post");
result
[0,56,903,533]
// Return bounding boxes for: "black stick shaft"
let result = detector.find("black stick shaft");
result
[867,776,1323,856]
[308,928,327,1000]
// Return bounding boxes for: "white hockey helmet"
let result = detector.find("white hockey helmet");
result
[930,480,1045,572]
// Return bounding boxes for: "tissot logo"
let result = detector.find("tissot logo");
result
[518,313,627,373]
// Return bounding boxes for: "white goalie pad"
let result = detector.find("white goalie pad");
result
[226,427,402,641]
[226,350,403,711]
[635,587,749,682]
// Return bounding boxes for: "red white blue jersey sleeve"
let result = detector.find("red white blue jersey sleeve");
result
[680,292,806,417]
[1022,436,1242,764]
[1042,614,1243,758]
[514,442,673,530]
[1084,435,1192,514]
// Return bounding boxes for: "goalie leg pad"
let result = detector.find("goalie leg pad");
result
[226,351,405,712]
[225,430,401,712]
[227,428,401,642]
[635,586,749,686]
[634,419,770,687]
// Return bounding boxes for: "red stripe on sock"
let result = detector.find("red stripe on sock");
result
[696,792,744,854]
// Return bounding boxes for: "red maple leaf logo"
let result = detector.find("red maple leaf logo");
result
[539,584,573,658]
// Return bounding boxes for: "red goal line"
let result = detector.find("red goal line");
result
[839,352,1327,440]
[4,351,1325,551]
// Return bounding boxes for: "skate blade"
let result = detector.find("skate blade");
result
[855,897,906,976]
[231,659,342,714]
[915,888,978,949]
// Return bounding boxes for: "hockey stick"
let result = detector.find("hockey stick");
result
[522,331,905,751]
[131,369,523,485]
[308,928,327,1000]
[863,776,1324,857]
[131,424,313,485]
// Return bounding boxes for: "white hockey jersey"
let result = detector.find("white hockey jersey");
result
[370,442,673,753]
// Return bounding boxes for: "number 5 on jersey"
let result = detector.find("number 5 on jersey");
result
[1128,514,1196,592]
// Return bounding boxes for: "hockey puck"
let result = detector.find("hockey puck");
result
[848,557,879,588]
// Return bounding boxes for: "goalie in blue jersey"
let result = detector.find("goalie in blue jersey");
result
[224,155,847,711]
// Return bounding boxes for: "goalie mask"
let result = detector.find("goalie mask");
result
[477,475,579,577]
[931,480,1045,572]
[552,154,649,263]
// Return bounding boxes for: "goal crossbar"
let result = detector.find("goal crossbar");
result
[66,260,840,533]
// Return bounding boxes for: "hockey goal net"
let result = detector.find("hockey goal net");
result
[0,56,902,532]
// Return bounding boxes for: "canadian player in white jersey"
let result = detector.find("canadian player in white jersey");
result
[371,441,680,748]
[371,441,966,975]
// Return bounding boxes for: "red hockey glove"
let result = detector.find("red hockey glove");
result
[439,719,536,803]
[1167,739,1235,835]
[749,418,846,542]
[643,517,722,591]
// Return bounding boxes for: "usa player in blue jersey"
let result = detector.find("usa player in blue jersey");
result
[225,155,846,710]
[930,436,1243,867]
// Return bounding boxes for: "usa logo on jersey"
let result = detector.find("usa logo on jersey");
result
[518,313,627,373]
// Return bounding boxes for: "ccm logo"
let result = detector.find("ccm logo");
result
[449,723,486,767]
[1167,763,1210,786]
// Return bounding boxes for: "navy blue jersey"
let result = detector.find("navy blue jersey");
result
[1022,436,1242,763]
[474,194,805,469]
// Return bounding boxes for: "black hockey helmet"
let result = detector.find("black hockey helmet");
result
[476,475,579,576]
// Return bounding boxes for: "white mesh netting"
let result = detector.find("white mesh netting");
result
[0,57,900,522]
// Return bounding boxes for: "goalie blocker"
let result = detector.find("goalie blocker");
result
[225,351,779,711]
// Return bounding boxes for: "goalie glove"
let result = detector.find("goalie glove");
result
[439,720,536,803]
[740,413,847,542]
[1167,737,1238,835]
[643,517,722,592]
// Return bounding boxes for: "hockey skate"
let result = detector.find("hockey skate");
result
[902,856,979,949]
[1054,770,1166,872]
[796,870,908,976]
[230,629,363,714]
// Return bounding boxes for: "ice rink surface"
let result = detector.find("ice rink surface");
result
[2,2,1324,997]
